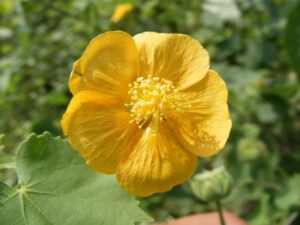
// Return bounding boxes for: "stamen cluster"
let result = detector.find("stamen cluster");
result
[127,75,177,131]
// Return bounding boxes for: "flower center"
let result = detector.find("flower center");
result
[126,75,180,131]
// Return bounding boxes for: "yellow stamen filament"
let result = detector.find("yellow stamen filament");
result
[126,75,191,132]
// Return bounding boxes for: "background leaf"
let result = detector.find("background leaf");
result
[1,0,300,223]
[274,175,300,210]
[284,0,300,76]
[0,132,152,225]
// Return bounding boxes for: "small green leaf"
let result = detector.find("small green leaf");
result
[247,194,272,225]
[212,63,261,90]
[256,103,278,124]
[284,0,300,76]
[274,174,300,210]
[0,132,152,225]
[202,0,241,24]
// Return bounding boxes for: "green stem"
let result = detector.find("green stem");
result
[216,201,226,225]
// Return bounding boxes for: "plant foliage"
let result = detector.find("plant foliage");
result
[0,132,151,225]
[1,0,300,224]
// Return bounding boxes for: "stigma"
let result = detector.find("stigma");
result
[126,75,190,132]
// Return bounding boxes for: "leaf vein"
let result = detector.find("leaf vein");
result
[24,194,56,225]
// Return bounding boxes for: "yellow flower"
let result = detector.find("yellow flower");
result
[61,31,232,197]
[111,3,133,23]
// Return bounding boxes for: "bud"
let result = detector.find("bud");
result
[242,123,260,138]
[237,137,266,161]
[190,166,233,202]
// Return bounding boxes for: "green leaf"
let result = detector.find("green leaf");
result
[284,0,300,76]
[212,63,261,90]
[274,174,300,210]
[247,194,271,225]
[0,155,15,169]
[202,0,241,24]
[0,132,152,225]
[112,0,137,6]
[256,103,278,123]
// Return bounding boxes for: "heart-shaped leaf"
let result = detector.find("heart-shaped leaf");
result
[0,132,152,225]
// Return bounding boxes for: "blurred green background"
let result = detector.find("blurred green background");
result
[1,0,300,224]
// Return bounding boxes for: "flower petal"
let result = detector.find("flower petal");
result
[70,31,139,103]
[133,32,209,90]
[61,91,139,174]
[111,3,133,23]
[166,70,232,157]
[116,126,197,197]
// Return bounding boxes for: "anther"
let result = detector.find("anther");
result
[126,75,185,131]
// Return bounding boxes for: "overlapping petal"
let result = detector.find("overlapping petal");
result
[61,91,139,174]
[69,31,139,103]
[116,126,197,197]
[133,32,210,90]
[166,70,232,157]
